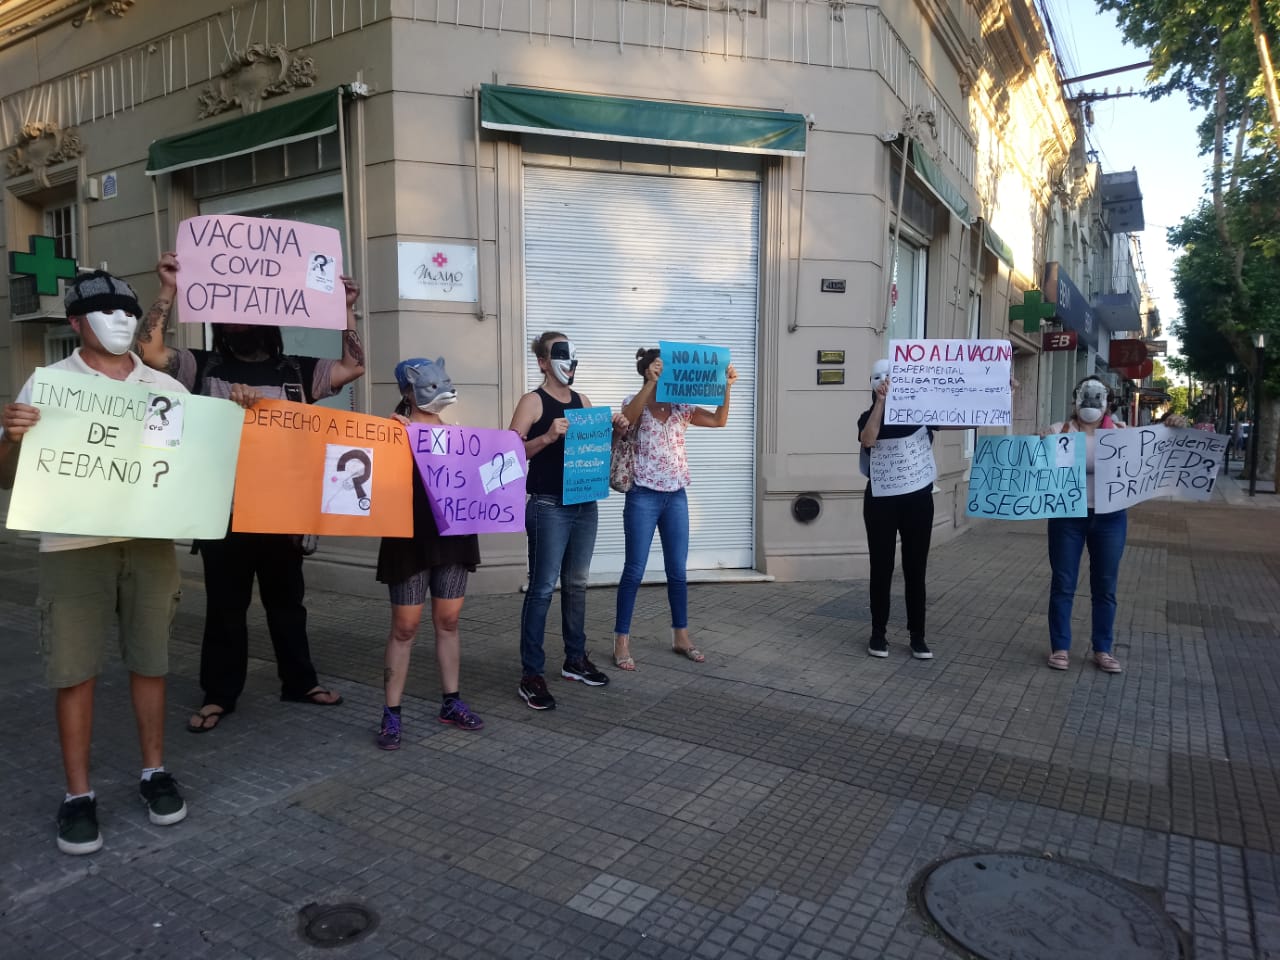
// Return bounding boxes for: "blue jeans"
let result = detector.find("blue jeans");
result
[1047,510,1127,654]
[520,495,598,676]
[614,485,690,635]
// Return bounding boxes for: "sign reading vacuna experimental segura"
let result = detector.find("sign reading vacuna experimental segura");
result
[884,339,1013,427]
[397,242,479,303]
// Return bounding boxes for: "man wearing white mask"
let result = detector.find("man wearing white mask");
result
[858,358,938,661]
[0,270,190,855]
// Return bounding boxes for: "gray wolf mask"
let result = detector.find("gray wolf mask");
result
[395,357,457,413]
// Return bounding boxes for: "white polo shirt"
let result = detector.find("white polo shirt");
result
[3,349,188,552]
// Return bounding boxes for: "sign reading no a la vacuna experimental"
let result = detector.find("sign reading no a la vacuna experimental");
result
[6,368,243,538]
[397,242,478,303]
[175,215,347,329]
[884,339,1012,428]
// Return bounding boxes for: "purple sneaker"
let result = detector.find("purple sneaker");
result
[438,698,484,731]
[376,708,401,750]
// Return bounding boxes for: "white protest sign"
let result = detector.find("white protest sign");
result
[869,428,937,497]
[1093,425,1228,514]
[884,339,1012,427]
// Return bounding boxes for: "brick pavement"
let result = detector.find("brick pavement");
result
[1,495,1278,959]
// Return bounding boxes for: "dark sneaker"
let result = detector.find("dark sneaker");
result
[439,699,484,731]
[139,773,187,826]
[910,635,933,660]
[868,633,888,658]
[561,656,609,686]
[518,674,557,710]
[56,796,103,855]
[377,709,402,750]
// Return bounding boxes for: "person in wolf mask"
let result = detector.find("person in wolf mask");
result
[1041,375,1185,673]
[372,358,483,749]
[136,253,365,731]
[508,332,609,711]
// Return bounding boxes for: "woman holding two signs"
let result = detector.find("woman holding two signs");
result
[610,348,738,671]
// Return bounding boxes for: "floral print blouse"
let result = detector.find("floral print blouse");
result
[626,394,694,492]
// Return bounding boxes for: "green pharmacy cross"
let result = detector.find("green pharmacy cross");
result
[10,235,77,296]
[1009,289,1056,333]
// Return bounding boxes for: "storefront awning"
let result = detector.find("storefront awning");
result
[981,221,1016,269]
[480,84,807,157]
[145,88,340,176]
[907,139,969,222]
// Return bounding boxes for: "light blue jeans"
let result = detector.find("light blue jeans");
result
[519,495,597,677]
[1047,510,1127,654]
[614,485,690,635]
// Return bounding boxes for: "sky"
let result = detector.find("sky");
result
[1043,0,1208,362]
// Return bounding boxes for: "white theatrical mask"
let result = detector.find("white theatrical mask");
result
[870,359,890,388]
[86,309,138,356]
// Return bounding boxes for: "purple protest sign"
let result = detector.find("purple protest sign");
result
[406,424,527,535]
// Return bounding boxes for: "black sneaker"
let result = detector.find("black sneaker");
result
[56,796,103,856]
[561,656,609,686]
[910,635,933,660]
[518,674,557,710]
[139,772,188,826]
[868,633,889,658]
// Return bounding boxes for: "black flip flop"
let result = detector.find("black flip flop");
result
[280,688,344,706]
[187,705,232,734]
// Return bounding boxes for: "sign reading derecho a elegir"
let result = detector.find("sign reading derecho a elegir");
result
[869,428,937,497]
[657,340,730,405]
[563,407,612,505]
[5,368,243,538]
[967,434,1087,519]
[885,339,1012,427]
[175,214,347,329]
[1094,425,1227,514]
[408,424,527,535]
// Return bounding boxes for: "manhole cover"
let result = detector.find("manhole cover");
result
[919,853,1183,960]
[297,902,379,949]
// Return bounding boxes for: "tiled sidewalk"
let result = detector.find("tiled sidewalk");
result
[0,497,1277,959]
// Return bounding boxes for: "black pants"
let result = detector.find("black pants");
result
[863,485,934,637]
[198,531,318,709]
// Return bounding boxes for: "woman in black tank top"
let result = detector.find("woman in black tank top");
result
[507,332,610,710]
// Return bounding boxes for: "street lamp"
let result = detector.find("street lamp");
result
[1250,332,1266,497]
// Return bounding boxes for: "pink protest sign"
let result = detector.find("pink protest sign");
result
[406,423,527,535]
[175,215,346,329]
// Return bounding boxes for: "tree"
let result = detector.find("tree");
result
[1099,0,1280,482]
[1165,385,1189,418]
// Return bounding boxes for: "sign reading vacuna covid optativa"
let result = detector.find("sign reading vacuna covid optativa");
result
[885,339,1012,427]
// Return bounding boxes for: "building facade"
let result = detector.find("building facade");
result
[1,0,1126,591]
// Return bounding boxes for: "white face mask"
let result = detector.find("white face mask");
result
[1076,406,1103,424]
[85,309,138,355]
[870,359,890,389]
[548,340,578,386]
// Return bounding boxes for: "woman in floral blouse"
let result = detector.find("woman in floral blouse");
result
[611,348,738,670]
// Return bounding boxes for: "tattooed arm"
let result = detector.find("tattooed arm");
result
[331,274,366,389]
[136,253,181,376]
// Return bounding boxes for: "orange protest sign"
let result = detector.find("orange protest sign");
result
[231,400,414,537]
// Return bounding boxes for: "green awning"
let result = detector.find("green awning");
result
[145,88,340,176]
[480,84,807,157]
[908,138,970,222]
[982,221,1016,268]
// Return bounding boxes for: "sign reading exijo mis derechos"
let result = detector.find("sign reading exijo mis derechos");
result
[966,434,1087,520]
[407,424,527,535]
[175,215,347,329]
[884,339,1012,427]
[562,407,612,505]
[6,368,243,538]
[1094,426,1227,514]
[657,340,730,404]
[396,242,478,303]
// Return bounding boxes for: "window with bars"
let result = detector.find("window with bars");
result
[44,202,77,260]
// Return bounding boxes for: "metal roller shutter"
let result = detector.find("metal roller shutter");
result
[522,165,759,577]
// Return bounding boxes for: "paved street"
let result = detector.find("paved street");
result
[2,487,1279,959]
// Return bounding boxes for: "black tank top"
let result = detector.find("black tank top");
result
[526,387,583,495]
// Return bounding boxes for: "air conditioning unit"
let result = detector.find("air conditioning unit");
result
[9,274,68,321]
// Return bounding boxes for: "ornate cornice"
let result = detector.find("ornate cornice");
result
[196,41,318,118]
[5,121,84,187]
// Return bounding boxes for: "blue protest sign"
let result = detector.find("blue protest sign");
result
[656,340,730,405]
[563,407,612,505]
[966,434,1087,519]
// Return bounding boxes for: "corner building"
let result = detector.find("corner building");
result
[0,0,1083,590]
